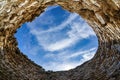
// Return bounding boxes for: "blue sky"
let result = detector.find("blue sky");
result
[15,5,98,71]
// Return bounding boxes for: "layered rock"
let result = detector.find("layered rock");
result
[0,0,120,80]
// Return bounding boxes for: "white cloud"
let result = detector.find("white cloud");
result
[28,13,95,52]
[42,48,97,71]
[24,6,98,71]
[29,13,79,34]
[44,47,96,60]
[40,17,95,51]
[63,48,96,60]
[43,61,80,71]
[27,13,81,52]
[47,38,75,51]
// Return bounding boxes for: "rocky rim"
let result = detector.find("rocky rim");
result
[0,0,120,80]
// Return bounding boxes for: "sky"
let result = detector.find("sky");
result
[15,5,98,71]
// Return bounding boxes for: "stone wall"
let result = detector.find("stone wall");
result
[0,0,120,80]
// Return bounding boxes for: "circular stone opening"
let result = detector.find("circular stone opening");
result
[15,5,98,71]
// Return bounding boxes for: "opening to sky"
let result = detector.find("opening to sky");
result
[15,5,98,71]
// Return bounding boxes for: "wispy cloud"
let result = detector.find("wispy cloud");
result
[43,48,97,71]
[62,48,96,60]
[43,61,79,71]
[46,38,75,51]
[27,13,77,51]
[28,13,78,34]
[27,13,95,52]
[22,5,98,71]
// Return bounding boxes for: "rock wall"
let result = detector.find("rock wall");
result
[0,0,120,80]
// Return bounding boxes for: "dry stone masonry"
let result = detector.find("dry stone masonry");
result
[0,0,120,80]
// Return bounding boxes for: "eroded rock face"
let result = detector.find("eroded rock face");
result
[0,0,120,80]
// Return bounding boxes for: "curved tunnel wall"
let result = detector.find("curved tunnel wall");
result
[0,0,120,80]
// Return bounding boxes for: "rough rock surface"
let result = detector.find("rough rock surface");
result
[0,0,120,80]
